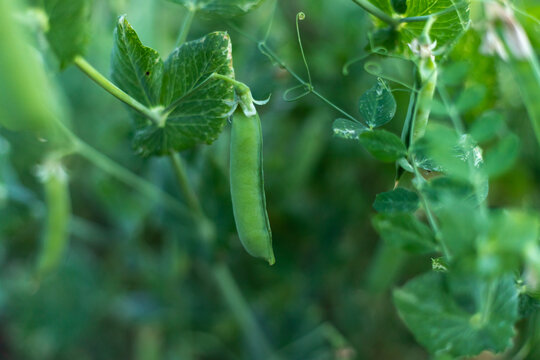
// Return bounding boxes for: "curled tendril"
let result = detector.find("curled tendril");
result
[283,84,312,102]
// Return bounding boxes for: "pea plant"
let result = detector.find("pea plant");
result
[1,0,540,358]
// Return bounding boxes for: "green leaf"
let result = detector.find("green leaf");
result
[437,200,482,259]
[332,119,367,140]
[469,111,506,143]
[478,210,539,276]
[483,134,520,178]
[359,130,407,162]
[391,0,408,13]
[372,213,437,253]
[373,188,419,213]
[359,79,396,128]
[394,272,519,358]
[111,16,163,107]
[439,61,469,86]
[111,17,235,156]
[424,176,488,209]
[401,0,470,49]
[455,84,487,113]
[44,0,92,68]
[419,123,483,180]
[167,0,265,18]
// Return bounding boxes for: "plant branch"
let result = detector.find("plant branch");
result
[411,161,451,259]
[351,0,399,26]
[74,56,162,125]
[212,263,274,358]
[257,42,362,123]
[169,152,204,219]
[51,120,191,218]
[176,6,196,47]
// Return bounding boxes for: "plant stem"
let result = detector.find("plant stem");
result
[413,163,451,260]
[257,43,362,123]
[51,120,191,218]
[74,56,161,125]
[169,152,204,219]
[212,263,274,359]
[399,4,468,23]
[176,7,196,47]
[351,0,399,26]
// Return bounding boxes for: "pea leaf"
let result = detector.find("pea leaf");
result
[359,79,397,128]
[359,130,407,162]
[372,213,437,253]
[111,16,163,107]
[455,84,487,113]
[392,0,408,13]
[394,272,518,358]
[483,134,520,178]
[470,111,506,143]
[373,188,419,213]
[478,210,539,276]
[401,0,470,49]
[332,119,367,140]
[111,17,235,157]
[43,0,92,68]
[167,0,265,18]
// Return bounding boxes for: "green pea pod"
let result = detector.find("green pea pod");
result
[413,55,438,142]
[37,160,71,276]
[230,111,275,265]
[0,0,59,133]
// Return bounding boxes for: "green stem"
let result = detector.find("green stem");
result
[75,141,190,217]
[351,0,399,26]
[74,56,161,125]
[51,120,191,218]
[176,7,196,47]
[212,263,274,359]
[411,160,451,259]
[169,152,204,218]
[399,4,468,23]
[257,43,361,123]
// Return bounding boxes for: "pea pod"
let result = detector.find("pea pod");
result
[230,111,275,265]
[0,0,60,133]
[413,54,438,142]
[37,159,71,276]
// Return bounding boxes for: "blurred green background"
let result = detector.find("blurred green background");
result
[1,0,540,359]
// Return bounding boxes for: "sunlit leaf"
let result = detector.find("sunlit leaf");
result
[401,0,470,50]
[332,119,367,140]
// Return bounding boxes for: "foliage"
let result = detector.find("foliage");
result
[1,0,540,359]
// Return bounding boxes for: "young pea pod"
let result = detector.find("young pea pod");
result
[413,54,438,142]
[230,111,275,265]
[0,0,60,133]
[37,159,71,276]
